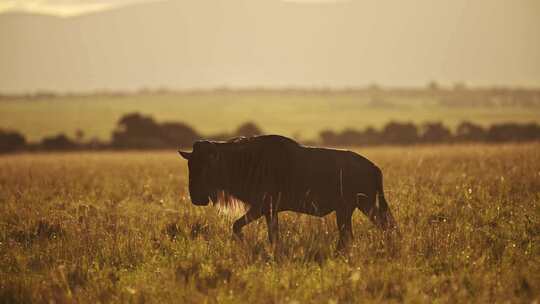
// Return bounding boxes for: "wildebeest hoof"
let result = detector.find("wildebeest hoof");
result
[335,239,351,254]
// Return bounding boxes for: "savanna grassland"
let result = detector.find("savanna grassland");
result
[1,90,540,142]
[1,143,539,303]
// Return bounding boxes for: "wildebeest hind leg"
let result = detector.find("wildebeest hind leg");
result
[264,212,279,244]
[335,207,354,251]
[233,207,263,240]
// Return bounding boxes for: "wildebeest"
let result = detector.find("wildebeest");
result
[179,135,397,249]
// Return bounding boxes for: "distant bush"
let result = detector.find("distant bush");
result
[319,121,540,147]
[0,129,26,153]
[235,122,263,137]
[160,122,201,148]
[487,123,540,142]
[111,113,200,149]
[112,113,163,149]
[319,130,340,146]
[381,121,419,145]
[455,121,486,142]
[40,134,78,150]
[420,122,452,143]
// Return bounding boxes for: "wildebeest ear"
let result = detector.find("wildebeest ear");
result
[178,150,191,160]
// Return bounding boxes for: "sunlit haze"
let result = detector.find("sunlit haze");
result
[0,0,160,16]
[0,0,539,92]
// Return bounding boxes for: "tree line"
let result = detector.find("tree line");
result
[319,121,540,146]
[1,112,539,153]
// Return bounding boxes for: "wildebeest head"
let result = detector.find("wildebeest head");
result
[179,140,220,206]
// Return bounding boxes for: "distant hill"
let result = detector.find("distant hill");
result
[1,0,539,92]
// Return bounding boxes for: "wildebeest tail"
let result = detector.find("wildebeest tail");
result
[374,166,398,230]
[374,166,386,208]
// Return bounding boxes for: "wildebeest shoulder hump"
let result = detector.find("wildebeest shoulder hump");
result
[219,135,300,147]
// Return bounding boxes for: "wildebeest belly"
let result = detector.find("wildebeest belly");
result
[279,197,336,216]
[274,149,348,216]
[276,146,374,216]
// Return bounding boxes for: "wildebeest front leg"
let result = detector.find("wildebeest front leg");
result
[232,207,263,240]
[336,207,354,251]
[264,212,279,244]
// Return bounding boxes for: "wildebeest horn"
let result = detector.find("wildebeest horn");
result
[178,150,191,159]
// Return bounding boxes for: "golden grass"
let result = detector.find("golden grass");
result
[0,144,539,303]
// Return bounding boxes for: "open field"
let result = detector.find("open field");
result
[1,143,539,303]
[1,91,540,142]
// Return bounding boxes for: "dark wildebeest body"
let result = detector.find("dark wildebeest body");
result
[179,135,397,249]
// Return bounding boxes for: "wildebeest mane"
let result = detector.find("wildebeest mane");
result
[211,135,300,208]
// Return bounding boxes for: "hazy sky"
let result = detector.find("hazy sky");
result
[0,0,159,16]
[0,0,372,16]
[1,0,539,91]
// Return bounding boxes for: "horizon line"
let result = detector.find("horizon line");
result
[2,84,540,97]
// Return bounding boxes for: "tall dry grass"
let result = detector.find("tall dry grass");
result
[0,144,539,303]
